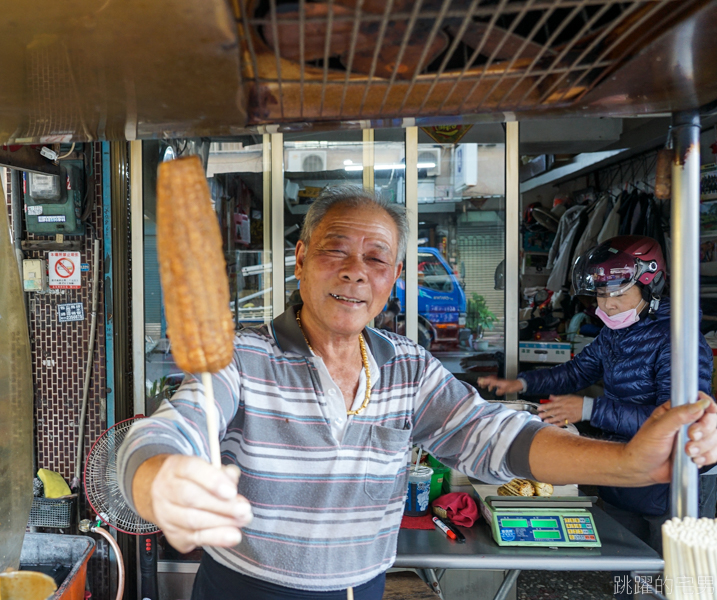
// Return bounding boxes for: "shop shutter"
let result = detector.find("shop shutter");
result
[144,221,163,341]
[456,224,505,336]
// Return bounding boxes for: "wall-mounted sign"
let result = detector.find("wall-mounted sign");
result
[420,124,473,145]
[57,303,85,323]
[48,251,81,289]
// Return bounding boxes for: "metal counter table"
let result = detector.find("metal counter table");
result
[155,505,663,599]
[393,505,663,599]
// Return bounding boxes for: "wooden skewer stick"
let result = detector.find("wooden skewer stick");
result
[156,156,234,471]
[347,586,354,600]
[202,372,222,468]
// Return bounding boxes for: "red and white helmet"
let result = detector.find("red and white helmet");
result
[572,236,666,299]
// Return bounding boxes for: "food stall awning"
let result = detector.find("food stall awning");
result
[0,0,245,144]
[1,0,717,143]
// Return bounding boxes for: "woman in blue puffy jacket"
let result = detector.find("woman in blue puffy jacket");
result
[479,235,715,554]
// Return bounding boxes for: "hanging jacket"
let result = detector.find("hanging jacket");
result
[597,195,621,244]
[518,297,714,516]
[645,196,670,271]
[618,190,638,235]
[572,194,612,262]
[546,205,588,292]
[629,192,648,234]
[618,190,650,236]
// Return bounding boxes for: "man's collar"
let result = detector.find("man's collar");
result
[271,304,396,368]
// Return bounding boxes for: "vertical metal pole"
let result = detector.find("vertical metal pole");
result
[670,110,701,518]
[363,129,375,192]
[405,127,419,343]
[9,169,23,278]
[130,140,145,417]
[262,134,272,323]
[363,129,376,327]
[505,122,520,384]
[101,145,121,599]
[271,133,285,318]
[102,142,115,429]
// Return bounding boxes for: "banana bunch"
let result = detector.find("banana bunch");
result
[497,478,554,497]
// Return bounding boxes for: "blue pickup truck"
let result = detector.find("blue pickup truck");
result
[392,247,467,349]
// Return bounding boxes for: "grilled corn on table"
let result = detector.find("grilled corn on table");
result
[394,505,663,600]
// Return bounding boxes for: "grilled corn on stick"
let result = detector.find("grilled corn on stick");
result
[529,480,554,497]
[157,156,234,467]
[497,478,534,497]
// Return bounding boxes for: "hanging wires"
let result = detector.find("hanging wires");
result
[57,142,76,160]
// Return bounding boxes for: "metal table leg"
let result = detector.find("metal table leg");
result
[493,569,521,600]
[416,568,446,599]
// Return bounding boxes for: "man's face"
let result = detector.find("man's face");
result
[295,204,403,337]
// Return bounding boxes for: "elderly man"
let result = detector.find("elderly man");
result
[119,185,717,600]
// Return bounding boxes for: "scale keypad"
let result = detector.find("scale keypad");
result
[564,517,596,541]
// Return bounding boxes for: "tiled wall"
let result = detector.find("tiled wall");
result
[5,144,110,599]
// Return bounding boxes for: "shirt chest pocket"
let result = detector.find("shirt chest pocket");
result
[364,425,411,503]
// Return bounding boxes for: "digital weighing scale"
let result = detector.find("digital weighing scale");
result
[473,484,602,548]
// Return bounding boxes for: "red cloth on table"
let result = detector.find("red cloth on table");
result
[432,492,480,527]
[400,514,435,530]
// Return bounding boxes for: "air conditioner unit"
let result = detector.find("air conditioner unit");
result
[417,148,441,177]
[210,142,244,153]
[453,143,478,191]
[286,150,328,172]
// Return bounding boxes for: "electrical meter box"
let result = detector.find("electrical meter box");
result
[24,159,85,235]
[23,259,47,292]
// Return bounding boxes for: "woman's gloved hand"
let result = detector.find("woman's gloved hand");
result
[477,376,523,396]
[538,394,584,426]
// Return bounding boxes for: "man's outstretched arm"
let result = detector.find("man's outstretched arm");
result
[528,393,717,486]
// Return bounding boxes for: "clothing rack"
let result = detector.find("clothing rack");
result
[556,147,664,196]
[594,149,661,196]
[544,147,670,293]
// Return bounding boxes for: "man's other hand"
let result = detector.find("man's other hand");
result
[477,376,523,396]
[134,454,253,553]
[626,392,717,484]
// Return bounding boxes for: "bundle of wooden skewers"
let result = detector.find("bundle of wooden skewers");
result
[662,517,717,600]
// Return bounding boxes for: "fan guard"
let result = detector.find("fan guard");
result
[84,417,160,535]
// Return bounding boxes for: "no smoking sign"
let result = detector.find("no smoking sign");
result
[48,252,81,289]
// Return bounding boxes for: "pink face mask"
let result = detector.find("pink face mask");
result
[595,306,641,330]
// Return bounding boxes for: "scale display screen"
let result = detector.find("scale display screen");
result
[533,530,561,539]
[501,519,528,528]
[495,514,599,545]
[531,519,557,528]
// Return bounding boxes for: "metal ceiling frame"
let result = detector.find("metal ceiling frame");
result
[237,0,712,125]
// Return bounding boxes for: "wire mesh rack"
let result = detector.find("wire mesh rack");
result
[28,495,77,529]
[234,0,704,123]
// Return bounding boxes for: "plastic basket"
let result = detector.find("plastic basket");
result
[28,495,76,528]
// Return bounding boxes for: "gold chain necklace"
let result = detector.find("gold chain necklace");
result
[296,309,372,416]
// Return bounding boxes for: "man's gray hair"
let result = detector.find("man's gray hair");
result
[300,185,408,263]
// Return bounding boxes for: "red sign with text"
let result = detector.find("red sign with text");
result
[48,252,81,289]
